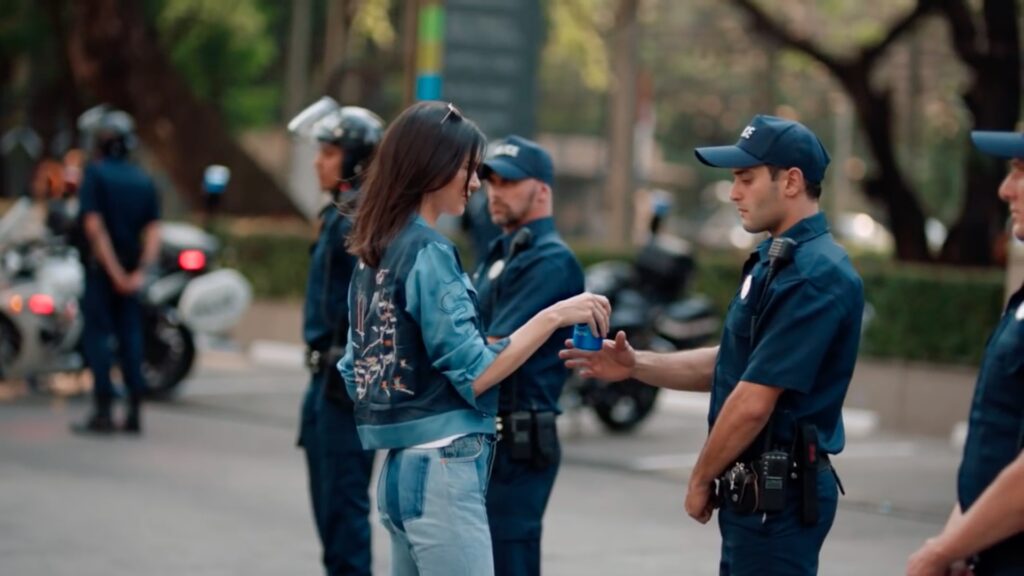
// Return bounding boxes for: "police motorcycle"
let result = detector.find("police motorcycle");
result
[563,209,719,433]
[0,127,252,398]
[0,212,251,398]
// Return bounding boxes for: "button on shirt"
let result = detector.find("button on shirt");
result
[710,213,864,455]
[303,205,357,350]
[958,284,1024,511]
[473,217,584,413]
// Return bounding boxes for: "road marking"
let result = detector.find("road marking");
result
[249,340,305,369]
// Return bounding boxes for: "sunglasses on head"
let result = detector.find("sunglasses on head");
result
[440,102,463,125]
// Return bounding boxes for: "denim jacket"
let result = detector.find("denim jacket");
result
[339,216,509,449]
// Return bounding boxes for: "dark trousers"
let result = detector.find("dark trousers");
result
[298,378,325,544]
[317,390,375,576]
[486,434,561,576]
[975,536,1024,576]
[81,269,145,415]
[717,468,838,576]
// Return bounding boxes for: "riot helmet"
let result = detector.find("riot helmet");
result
[288,96,384,186]
[77,104,137,160]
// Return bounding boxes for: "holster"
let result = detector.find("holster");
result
[718,422,828,523]
[306,346,352,407]
[796,423,820,526]
[500,411,559,469]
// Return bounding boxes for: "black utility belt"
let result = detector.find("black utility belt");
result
[306,346,353,406]
[718,449,834,525]
[305,346,344,375]
[496,411,559,467]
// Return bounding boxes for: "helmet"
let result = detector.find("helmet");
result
[288,96,384,184]
[77,104,137,159]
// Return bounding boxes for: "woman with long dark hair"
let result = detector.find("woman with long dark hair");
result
[340,101,610,575]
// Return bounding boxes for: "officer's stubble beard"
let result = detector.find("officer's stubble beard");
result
[741,179,783,236]
[495,183,539,233]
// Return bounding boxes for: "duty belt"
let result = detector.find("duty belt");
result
[304,346,344,375]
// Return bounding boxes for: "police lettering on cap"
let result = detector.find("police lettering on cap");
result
[971,130,1024,159]
[694,115,831,185]
[482,135,554,186]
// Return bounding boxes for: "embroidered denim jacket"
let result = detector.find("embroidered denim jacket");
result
[339,216,508,449]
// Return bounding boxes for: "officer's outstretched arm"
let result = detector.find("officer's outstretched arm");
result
[561,331,717,392]
[907,453,1024,575]
[473,292,611,396]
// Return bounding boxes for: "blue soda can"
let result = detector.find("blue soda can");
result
[572,324,604,351]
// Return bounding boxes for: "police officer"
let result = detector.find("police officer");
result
[71,106,160,435]
[461,179,503,264]
[562,115,864,576]
[473,135,585,576]
[906,130,1024,576]
[288,97,382,576]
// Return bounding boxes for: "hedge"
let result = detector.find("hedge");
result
[690,254,1004,366]
[219,230,1006,366]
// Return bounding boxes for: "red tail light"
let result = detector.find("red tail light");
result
[28,294,55,315]
[178,250,207,272]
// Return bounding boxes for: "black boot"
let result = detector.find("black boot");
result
[71,412,116,435]
[121,396,142,434]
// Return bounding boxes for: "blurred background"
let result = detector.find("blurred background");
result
[2,4,1024,573]
[1,0,1022,409]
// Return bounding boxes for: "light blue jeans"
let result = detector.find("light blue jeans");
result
[377,433,496,576]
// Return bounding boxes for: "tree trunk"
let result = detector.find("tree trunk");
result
[730,0,936,262]
[841,70,932,261]
[604,0,639,249]
[66,0,298,215]
[323,0,359,99]
[939,0,1020,265]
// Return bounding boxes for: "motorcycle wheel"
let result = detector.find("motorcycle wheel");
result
[142,309,195,400]
[591,379,660,433]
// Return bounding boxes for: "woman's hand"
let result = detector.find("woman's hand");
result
[546,292,611,338]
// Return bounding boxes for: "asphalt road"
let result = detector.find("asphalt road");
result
[0,352,957,575]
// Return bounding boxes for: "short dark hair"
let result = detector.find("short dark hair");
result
[347,101,486,268]
[767,165,822,200]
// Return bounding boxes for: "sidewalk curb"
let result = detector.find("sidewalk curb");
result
[248,340,305,370]
[239,338,887,441]
[659,391,880,439]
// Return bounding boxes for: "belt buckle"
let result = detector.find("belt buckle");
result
[307,349,322,372]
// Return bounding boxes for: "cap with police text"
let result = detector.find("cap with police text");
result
[694,115,831,185]
[482,135,554,186]
[971,130,1024,159]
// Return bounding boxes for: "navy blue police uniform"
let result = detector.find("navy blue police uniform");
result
[694,115,864,576]
[300,196,375,576]
[78,157,160,419]
[951,129,1024,575]
[475,216,584,576]
[710,213,863,576]
[472,134,585,576]
[955,285,1024,575]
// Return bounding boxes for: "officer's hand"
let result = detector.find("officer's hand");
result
[547,292,611,337]
[906,538,966,576]
[685,479,715,524]
[560,330,635,382]
[117,271,145,295]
